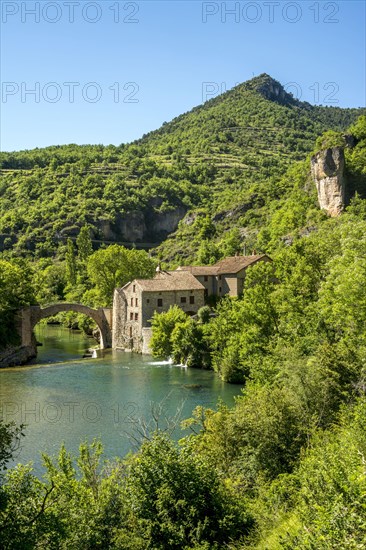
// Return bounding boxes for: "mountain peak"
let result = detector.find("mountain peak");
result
[244,73,299,106]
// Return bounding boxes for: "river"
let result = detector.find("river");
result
[0,326,242,474]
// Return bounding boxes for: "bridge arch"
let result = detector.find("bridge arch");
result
[20,304,113,350]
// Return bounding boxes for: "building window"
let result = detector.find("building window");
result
[129,326,132,338]
[157,298,163,307]
[147,299,150,304]
[135,313,138,321]
[204,275,208,282]
[130,312,133,321]
[189,295,195,305]
[131,297,133,306]
[180,296,187,304]
[133,285,136,293]
[219,287,222,293]
[135,298,138,307]
[218,275,222,280]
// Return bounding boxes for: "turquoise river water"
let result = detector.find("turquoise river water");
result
[0,326,242,474]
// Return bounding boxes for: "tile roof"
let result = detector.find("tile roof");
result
[177,265,219,276]
[214,254,268,274]
[178,255,268,276]
[135,271,205,292]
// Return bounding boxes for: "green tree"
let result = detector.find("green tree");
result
[76,225,93,264]
[114,433,250,548]
[0,260,35,348]
[314,130,346,151]
[272,398,366,549]
[171,317,211,368]
[87,245,156,306]
[0,260,35,310]
[150,305,187,358]
[65,238,77,285]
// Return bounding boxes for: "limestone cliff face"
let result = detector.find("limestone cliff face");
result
[311,147,346,217]
[97,202,187,244]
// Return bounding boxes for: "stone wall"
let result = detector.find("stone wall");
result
[112,289,128,349]
[112,285,205,354]
[141,289,205,328]
[195,275,216,297]
[142,327,153,355]
[120,284,144,352]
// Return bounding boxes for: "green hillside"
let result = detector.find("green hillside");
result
[2,77,366,548]
[0,74,364,260]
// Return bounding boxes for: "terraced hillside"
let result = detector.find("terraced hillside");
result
[0,74,364,261]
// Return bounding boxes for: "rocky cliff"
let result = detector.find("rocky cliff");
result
[97,200,187,244]
[52,202,188,247]
[311,147,346,217]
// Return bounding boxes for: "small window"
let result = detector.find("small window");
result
[131,297,133,307]
[189,296,195,305]
[157,298,163,307]
[130,312,133,321]
[204,275,208,282]
[147,299,150,304]
[135,298,138,307]
[219,287,222,293]
[218,275,222,280]
[133,285,136,293]
[135,313,138,321]
[129,326,133,337]
[180,296,187,304]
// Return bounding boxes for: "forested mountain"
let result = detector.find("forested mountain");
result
[1,75,366,548]
[0,74,364,260]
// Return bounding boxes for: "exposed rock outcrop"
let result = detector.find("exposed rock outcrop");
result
[249,73,307,107]
[0,345,37,368]
[96,202,187,244]
[311,147,346,217]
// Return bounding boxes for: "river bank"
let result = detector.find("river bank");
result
[0,344,37,368]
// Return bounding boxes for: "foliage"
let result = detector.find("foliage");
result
[171,318,211,368]
[0,436,252,549]
[0,75,364,266]
[0,421,25,473]
[0,259,35,348]
[150,305,187,358]
[259,399,366,549]
[86,245,156,307]
[1,79,366,548]
[314,129,346,150]
[116,433,251,548]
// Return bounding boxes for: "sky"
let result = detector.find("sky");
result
[1,0,365,151]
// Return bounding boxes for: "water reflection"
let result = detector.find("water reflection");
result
[0,326,242,474]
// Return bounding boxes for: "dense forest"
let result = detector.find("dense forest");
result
[1,74,366,548]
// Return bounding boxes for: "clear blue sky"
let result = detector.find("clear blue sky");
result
[1,0,365,151]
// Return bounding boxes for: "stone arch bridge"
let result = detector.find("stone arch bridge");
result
[19,304,113,350]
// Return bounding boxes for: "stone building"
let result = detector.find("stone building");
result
[113,270,205,353]
[112,254,270,354]
[177,254,270,299]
